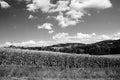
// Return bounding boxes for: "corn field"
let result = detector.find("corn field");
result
[0,48,120,68]
[0,48,120,80]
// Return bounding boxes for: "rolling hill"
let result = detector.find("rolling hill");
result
[7,39,120,55]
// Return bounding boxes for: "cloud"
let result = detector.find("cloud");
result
[100,35,111,40]
[63,0,112,27]
[28,14,37,19]
[3,40,55,47]
[52,32,72,43]
[38,23,53,30]
[26,0,112,13]
[0,0,10,8]
[4,40,35,47]
[1,0,112,29]
[52,32,97,43]
[9,0,112,28]
[76,33,96,39]
[48,30,54,34]
[28,14,34,19]
[53,32,120,44]
[4,42,13,46]
[54,12,78,28]
[53,32,69,39]
[70,0,112,10]
[49,0,70,13]
[25,0,112,27]
[66,10,85,20]
[52,32,96,40]
[27,0,55,12]
[111,32,120,40]
[38,23,54,34]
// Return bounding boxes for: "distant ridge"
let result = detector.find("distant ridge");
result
[7,39,120,55]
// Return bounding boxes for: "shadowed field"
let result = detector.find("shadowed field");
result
[0,48,120,80]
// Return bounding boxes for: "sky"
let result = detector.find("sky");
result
[0,0,120,46]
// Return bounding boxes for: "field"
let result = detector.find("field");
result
[0,48,120,80]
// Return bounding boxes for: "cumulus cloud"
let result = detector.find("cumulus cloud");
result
[8,0,112,27]
[61,0,112,27]
[0,0,10,8]
[64,0,112,27]
[38,23,53,30]
[52,32,72,43]
[53,32,69,39]
[53,32,120,44]
[49,0,70,13]
[25,0,112,27]
[54,12,78,27]
[27,0,55,12]
[38,23,54,34]
[48,30,54,34]
[70,0,112,10]
[53,32,97,43]
[28,14,36,19]
[4,40,35,47]
[76,33,96,39]
[3,40,55,47]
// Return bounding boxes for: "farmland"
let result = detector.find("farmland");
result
[0,48,120,80]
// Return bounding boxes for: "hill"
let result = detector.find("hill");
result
[8,39,120,55]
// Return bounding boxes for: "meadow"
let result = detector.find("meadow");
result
[0,48,120,80]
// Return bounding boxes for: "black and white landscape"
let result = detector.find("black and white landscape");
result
[0,0,120,80]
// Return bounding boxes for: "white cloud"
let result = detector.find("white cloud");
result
[56,0,112,27]
[27,3,37,12]
[66,10,85,20]
[25,0,112,27]
[2,0,112,29]
[4,40,35,47]
[21,40,36,45]
[9,0,112,28]
[3,40,55,47]
[0,0,10,8]
[52,32,72,43]
[53,32,69,39]
[100,35,111,40]
[38,23,53,30]
[76,32,96,39]
[63,0,112,27]
[48,30,54,34]
[70,0,112,10]
[27,0,55,12]
[28,14,37,19]
[54,12,78,28]
[52,32,96,42]
[38,23,54,34]
[52,32,97,43]
[49,0,70,13]
[5,42,12,46]
[110,32,120,40]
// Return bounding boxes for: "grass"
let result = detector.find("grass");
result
[0,48,120,80]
